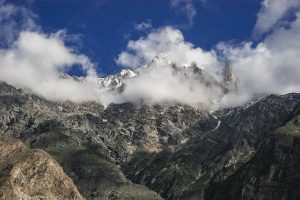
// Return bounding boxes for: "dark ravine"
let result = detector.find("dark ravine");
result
[0,81,300,200]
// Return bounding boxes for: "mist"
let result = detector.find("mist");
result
[99,61,223,108]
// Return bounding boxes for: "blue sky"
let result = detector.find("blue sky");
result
[28,0,261,75]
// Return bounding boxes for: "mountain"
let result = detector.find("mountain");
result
[63,56,230,97]
[0,133,84,200]
[0,79,299,200]
[123,93,300,199]
[0,81,164,200]
[97,69,137,91]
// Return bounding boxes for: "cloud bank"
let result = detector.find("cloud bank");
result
[0,31,99,102]
[99,60,223,107]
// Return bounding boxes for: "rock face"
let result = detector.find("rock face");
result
[0,81,300,200]
[205,114,300,200]
[0,133,84,200]
[125,93,300,200]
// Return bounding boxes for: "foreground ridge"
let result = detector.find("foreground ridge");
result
[0,133,85,200]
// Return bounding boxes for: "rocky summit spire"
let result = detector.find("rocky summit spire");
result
[223,61,237,93]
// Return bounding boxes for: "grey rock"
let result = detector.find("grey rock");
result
[0,81,300,200]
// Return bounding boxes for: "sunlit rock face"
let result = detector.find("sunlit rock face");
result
[0,133,85,200]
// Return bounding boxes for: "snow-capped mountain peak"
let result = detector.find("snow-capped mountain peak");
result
[61,56,237,101]
[150,55,172,66]
[96,69,137,90]
[119,69,137,78]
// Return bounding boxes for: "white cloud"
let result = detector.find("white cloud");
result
[253,0,300,36]
[135,20,153,31]
[170,0,197,27]
[219,11,300,106]
[0,1,100,103]
[116,26,220,76]
[0,31,99,102]
[0,0,37,46]
[113,26,224,108]
[99,61,223,108]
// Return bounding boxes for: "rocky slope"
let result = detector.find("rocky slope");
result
[0,133,84,200]
[0,81,299,200]
[205,112,300,200]
[125,93,300,199]
[0,81,165,200]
